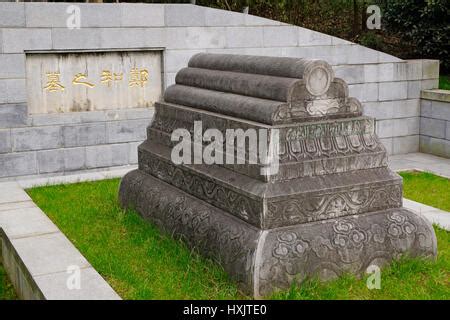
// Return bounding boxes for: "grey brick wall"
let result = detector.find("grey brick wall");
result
[420,91,450,158]
[0,108,153,179]
[0,3,442,178]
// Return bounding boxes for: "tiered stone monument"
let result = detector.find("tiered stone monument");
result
[119,53,437,297]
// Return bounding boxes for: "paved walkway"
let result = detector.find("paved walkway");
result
[390,152,450,179]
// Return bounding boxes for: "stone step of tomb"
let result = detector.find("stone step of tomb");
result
[138,140,402,229]
[148,101,387,181]
[119,169,436,297]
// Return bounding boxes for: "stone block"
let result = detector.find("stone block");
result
[420,136,450,158]
[377,63,407,82]
[392,117,420,137]
[166,27,225,50]
[63,147,86,171]
[347,45,379,64]
[378,51,403,63]
[0,54,25,79]
[24,3,69,28]
[431,101,450,121]
[63,123,106,147]
[0,3,25,27]
[101,28,166,49]
[379,137,393,155]
[37,149,64,174]
[422,60,439,79]
[165,4,205,27]
[106,119,148,143]
[376,119,393,138]
[420,117,446,139]
[0,80,6,103]
[205,7,245,26]
[128,141,141,164]
[392,135,419,154]
[407,80,421,99]
[79,4,121,28]
[1,79,27,103]
[164,72,177,87]
[0,129,11,153]
[298,28,332,46]
[52,28,102,50]
[165,49,204,73]
[11,232,90,276]
[263,26,298,47]
[421,79,439,90]
[27,3,121,28]
[34,267,120,300]
[2,29,51,53]
[363,64,379,83]
[226,27,264,48]
[348,83,378,102]
[30,113,82,126]
[364,100,420,121]
[446,122,450,140]
[121,4,165,27]
[420,99,432,118]
[334,65,364,84]
[0,207,58,239]
[378,81,407,101]
[85,143,128,168]
[421,89,450,103]
[37,147,85,173]
[244,14,280,26]
[12,126,63,152]
[0,152,36,178]
[405,60,423,80]
[0,103,28,127]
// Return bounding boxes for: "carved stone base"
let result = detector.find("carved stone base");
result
[119,169,437,298]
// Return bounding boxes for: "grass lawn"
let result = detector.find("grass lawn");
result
[27,178,450,300]
[0,263,17,300]
[439,75,450,90]
[399,171,450,212]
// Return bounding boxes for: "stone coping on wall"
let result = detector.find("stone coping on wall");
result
[0,180,121,300]
[421,89,450,103]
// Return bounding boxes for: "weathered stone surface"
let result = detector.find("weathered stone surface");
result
[120,170,436,297]
[119,53,437,297]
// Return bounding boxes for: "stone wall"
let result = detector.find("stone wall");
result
[420,90,450,158]
[0,3,440,179]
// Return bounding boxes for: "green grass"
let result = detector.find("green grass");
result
[0,263,17,300]
[27,178,450,300]
[439,75,450,90]
[399,171,450,212]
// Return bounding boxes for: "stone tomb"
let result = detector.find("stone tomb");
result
[119,53,437,297]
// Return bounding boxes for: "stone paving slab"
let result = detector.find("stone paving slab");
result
[11,232,91,277]
[390,152,450,178]
[0,207,59,239]
[34,267,120,300]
